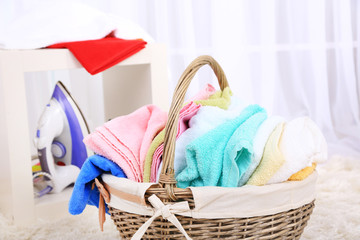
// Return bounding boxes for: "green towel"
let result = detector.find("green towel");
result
[193,87,232,110]
[143,87,232,182]
[143,131,165,182]
[176,104,267,188]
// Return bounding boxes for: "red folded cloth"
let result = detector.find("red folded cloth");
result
[47,35,147,75]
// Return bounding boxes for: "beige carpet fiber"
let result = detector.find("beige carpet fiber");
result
[1,155,359,240]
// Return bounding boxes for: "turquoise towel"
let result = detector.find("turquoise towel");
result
[176,105,267,188]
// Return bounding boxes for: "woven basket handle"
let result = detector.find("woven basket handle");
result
[159,55,229,199]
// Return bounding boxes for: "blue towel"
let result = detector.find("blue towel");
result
[69,154,126,215]
[176,105,267,188]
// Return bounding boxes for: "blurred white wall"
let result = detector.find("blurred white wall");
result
[0,0,359,172]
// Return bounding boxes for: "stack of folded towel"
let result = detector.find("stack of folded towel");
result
[69,83,327,215]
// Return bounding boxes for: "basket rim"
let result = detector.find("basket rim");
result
[101,170,317,219]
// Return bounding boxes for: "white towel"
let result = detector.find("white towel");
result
[238,116,285,186]
[0,1,153,49]
[267,117,327,184]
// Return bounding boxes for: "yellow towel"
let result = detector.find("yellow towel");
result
[143,131,165,182]
[143,87,232,182]
[193,87,232,110]
[246,122,285,186]
[288,162,317,181]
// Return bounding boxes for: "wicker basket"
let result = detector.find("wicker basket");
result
[97,55,315,239]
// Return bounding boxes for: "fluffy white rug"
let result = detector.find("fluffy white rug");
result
[302,155,360,240]
[1,155,359,240]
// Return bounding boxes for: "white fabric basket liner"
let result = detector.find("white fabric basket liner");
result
[102,171,317,219]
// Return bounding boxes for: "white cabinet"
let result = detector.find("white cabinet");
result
[0,44,168,225]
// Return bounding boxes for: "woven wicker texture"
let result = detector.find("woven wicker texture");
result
[109,201,314,240]
[106,55,315,239]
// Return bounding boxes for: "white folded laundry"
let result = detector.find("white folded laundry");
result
[0,1,153,49]
[267,117,327,184]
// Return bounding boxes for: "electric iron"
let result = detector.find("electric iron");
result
[33,81,91,194]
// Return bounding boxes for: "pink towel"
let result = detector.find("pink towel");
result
[150,101,201,182]
[83,105,167,182]
[188,83,216,102]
